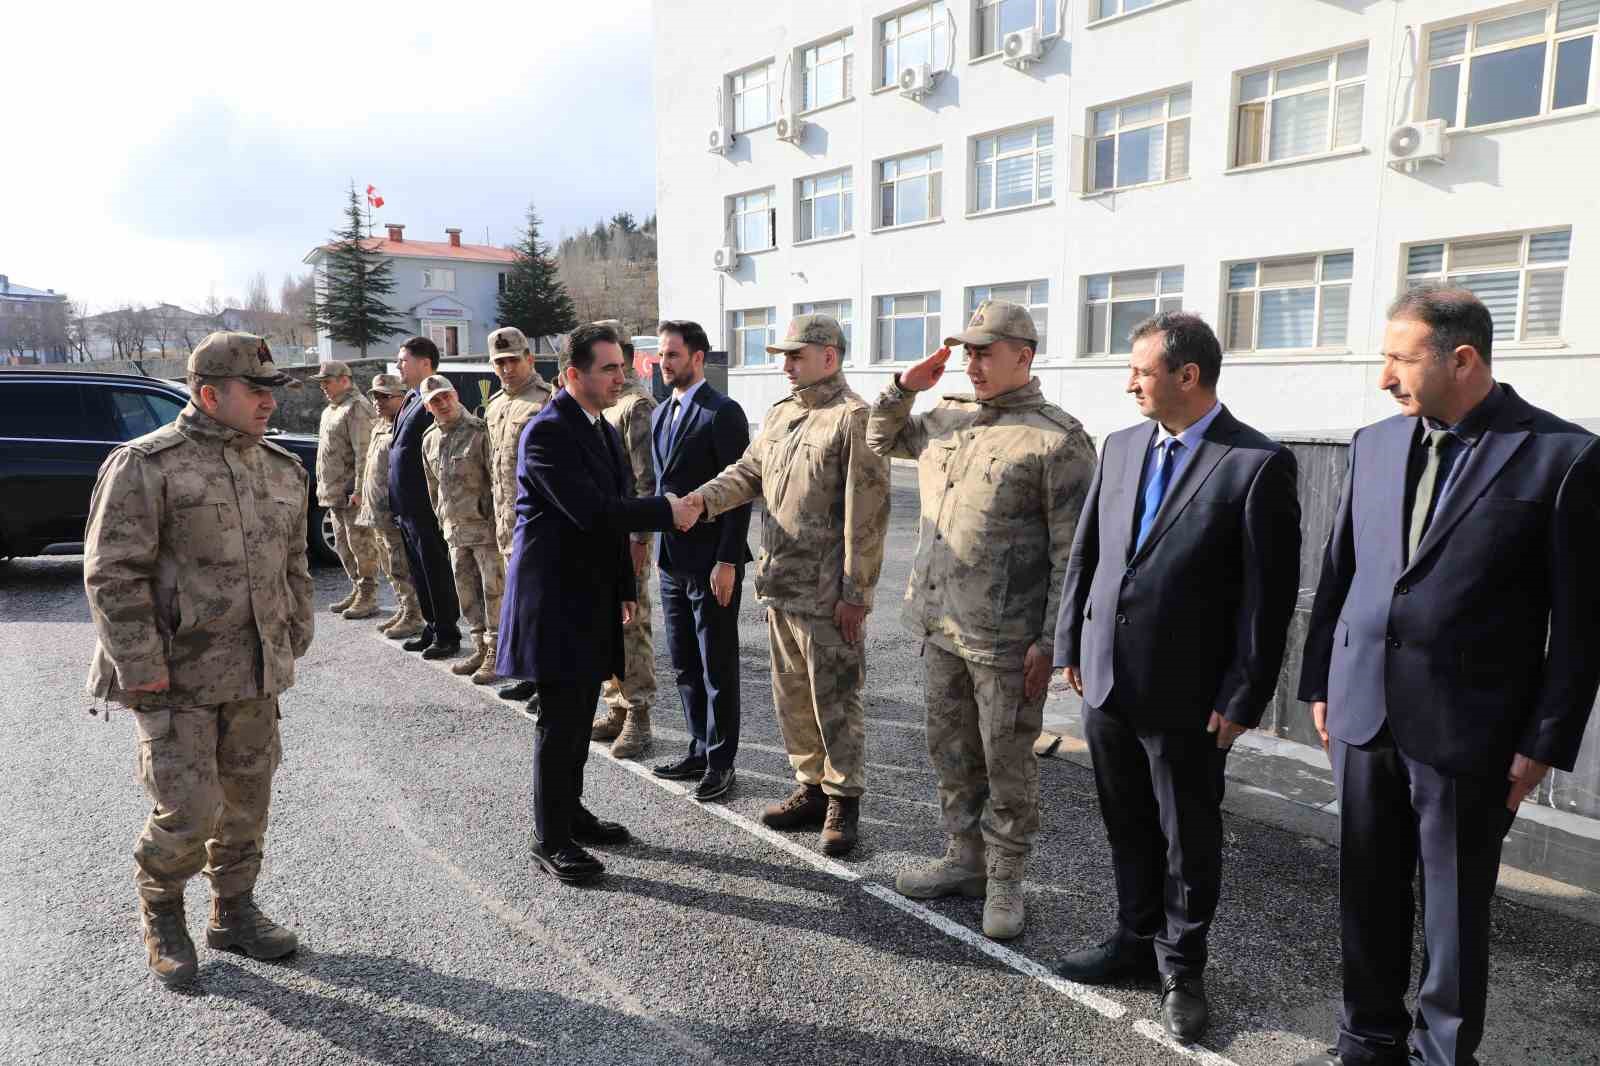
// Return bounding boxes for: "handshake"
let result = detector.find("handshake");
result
[666,491,707,532]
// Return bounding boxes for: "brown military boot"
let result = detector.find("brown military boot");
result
[341,583,380,620]
[140,898,197,987]
[377,607,403,632]
[610,707,652,759]
[450,639,486,676]
[470,635,501,685]
[206,892,298,959]
[819,795,861,856]
[590,705,627,741]
[328,585,358,613]
[895,834,987,899]
[982,851,1026,940]
[760,783,827,830]
[385,602,425,640]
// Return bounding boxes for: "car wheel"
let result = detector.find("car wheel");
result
[308,506,342,566]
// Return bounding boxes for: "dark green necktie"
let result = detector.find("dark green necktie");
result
[1407,429,1449,563]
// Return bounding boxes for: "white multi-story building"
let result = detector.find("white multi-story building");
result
[655,0,1600,439]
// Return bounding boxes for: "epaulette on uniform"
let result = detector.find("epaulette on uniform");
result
[1036,402,1087,437]
[260,437,304,467]
[123,424,187,458]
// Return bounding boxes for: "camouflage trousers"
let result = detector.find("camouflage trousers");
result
[602,560,656,712]
[923,642,1045,858]
[130,697,282,904]
[372,526,419,610]
[768,607,866,798]
[449,542,504,640]
[330,505,379,589]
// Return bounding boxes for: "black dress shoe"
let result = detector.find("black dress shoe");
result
[652,755,707,781]
[572,807,631,846]
[691,767,736,802]
[499,680,536,701]
[421,640,462,660]
[531,841,604,884]
[402,633,433,652]
[1054,933,1158,984]
[1160,974,1208,1043]
[520,694,541,723]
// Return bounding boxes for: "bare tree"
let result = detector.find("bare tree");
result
[67,301,94,361]
[278,272,316,348]
[243,271,273,336]
[148,304,181,356]
[99,304,153,361]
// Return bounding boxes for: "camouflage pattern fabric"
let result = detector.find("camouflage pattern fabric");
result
[422,412,497,548]
[601,558,656,712]
[328,505,379,590]
[768,606,866,798]
[354,418,400,530]
[485,374,554,557]
[315,389,375,508]
[375,527,418,609]
[450,543,505,640]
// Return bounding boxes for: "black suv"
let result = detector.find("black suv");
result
[0,370,337,564]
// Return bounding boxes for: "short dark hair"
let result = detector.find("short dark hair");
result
[1130,311,1223,388]
[565,322,621,373]
[186,373,231,396]
[658,319,710,358]
[399,335,440,369]
[1387,285,1494,366]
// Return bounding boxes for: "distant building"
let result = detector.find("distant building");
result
[0,274,70,364]
[82,303,215,363]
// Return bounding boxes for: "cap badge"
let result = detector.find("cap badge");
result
[256,341,272,365]
[494,334,512,351]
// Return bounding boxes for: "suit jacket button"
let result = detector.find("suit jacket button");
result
[1124,567,1136,579]
[1396,584,1409,595]
[1117,613,1128,624]
[1389,637,1401,648]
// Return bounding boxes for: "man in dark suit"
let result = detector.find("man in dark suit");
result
[389,336,462,659]
[648,320,753,801]
[494,322,678,885]
[1053,311,1301,1043]
[1294,287,1600,1066]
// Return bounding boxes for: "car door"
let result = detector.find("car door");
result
[0,380,107,553]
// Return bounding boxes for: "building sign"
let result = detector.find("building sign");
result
[420,305,465,318]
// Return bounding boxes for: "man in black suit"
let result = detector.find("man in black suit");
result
[494,322,679,885]
[1053,311,1301,1043]
[1294,287,1600,1066]
[389,336,462,659]
[648,320,753,801]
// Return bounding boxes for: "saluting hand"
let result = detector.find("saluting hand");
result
[899,346,952,392]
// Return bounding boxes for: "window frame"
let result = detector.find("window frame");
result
[876,1,950,90]
[728,188,777,254]
[796,169,855,244]
[1222,250,1356,353]
[970,121,1055,214]
[794,300,856,356]
[1232,43,1370,169]
[971,0,1061,59]
[1423,2,1599,131]
[873,291,943,363]
[798,32,855,113]
[965,280,1050,355]
[875,147,945,230]
[729,61,775,133]
[730,307,779,368]
[1402,226,1573,344]
[1086,86,1191,193]
[1080,268,1184,356]
[420,267,456,292]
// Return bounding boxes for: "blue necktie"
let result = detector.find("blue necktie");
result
[1136,439,1180,550]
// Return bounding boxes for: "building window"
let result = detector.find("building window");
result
[1426,3,1597,129]
[730,63,773,132]
[420,268,456,292]
[878,2,950,88]
[801,34,854,110]
[1091,0,1164,20]
[974,0,1059,56]
[1404,227,1572,342]
[1082,268,1184,355]
[729,190,776,253]
[1224,252,1354,351]
[972,122,1054,212]
[875,292,942,362]
[967,281,1050,354]
[798,170,853,242]
[1089,88,1190,192]
[1234,45,1368,167]
[731,307,778,366]
[497,272,507,294]
[795,300,855,353]
[877,148,943,228]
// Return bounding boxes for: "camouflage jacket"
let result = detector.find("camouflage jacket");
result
[867,376,1096,667]
[604,378,659,547]
[316,389,375,507]
[83,405,315,708]
[353,418,398,530]
[698,372,889,618]
[422,411,496,547]
[485,373,555,556]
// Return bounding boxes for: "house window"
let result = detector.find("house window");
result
[795,300,855,353]
[1404,227,1572,342]
[1426,3,1597,129]
[877,148,943,228]
[1234,45,1369,167]
[967,281,1050,354]
[1092,0,1163,20]
[730,63,773,132]
[875,291,942,362]
[731,307,778,366]
[974,0,1059,56]
[798,170,854,242]
[730,190,776,253]
[497,272,507,294]
[973,122,1054,212]
[1082,268,1184,355]
[1224,252,1354,351]
[1089,88,1190,192]
[878,2,950,88]
[420,268,456,292]
[801,34,854,110]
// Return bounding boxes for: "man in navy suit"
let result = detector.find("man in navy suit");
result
[494,322,679,885]
[389,336,462,659]
[1053,312,1301,1043]
[647,320,753,801]
[1295,287,1600,1066]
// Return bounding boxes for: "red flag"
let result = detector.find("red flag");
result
[366,184,383,208]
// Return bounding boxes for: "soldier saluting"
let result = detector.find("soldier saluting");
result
[83,332,314,988]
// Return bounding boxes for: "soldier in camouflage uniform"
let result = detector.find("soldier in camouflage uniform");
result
[678,314,890,856]
[482,326,555,716]
[353,373,424,639]
[311,360,382,618]
[420,374,505,685]
[866,299,1096,940]
[83,332,314,988]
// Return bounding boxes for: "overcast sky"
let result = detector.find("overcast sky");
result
[6,0,655,313]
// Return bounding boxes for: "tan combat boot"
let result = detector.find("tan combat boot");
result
[385,601,425,640]
[610,707,652,759]
[377,607,403,632]
[471,634,501,685]
[328,586,358,613]
[760,783,828,829]
[341,583,380,620]
[590,704,627,741]
[819,795,861,857]
[982,851,1026,940]
[206,892,298,959]
[895,834,988,899]
[450,638,486,676]
[140,898,197,987]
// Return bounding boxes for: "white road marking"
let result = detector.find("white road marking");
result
[1131,1020,1242,1065]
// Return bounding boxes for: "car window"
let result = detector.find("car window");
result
[444,371,499,418]
[109,388,186,441]
[0,382,92,440]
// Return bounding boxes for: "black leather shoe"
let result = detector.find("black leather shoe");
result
[402,631,434,652]
[499,680,536,701]
[421,640,462,660]
[692,767,736,802]
[572,807,631,846]
[520,694,541,722]
[652,755,707,781]
[1054,933,1158,984]
[1291,1053,1345,1066]
[531,841,604,884]
[1160,974,1208,1043]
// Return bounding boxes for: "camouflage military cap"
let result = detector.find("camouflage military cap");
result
[768,314,847,355]
[487,326,531,358]
[309,359,353,381]
[419,374,456,403]
[188,332,290,387]
[369,373,407,396]
[945,299,1038,348]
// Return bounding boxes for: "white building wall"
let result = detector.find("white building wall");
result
[655,0,1600,440]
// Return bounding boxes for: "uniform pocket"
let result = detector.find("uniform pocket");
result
[132,709,173,744]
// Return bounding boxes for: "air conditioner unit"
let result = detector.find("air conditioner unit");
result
[1387,119,1448,170]
[1002,27,1045,68]
[775,110,807,144]
[712,246,740,272]
[707,125,734,155]
[898,63,936,100]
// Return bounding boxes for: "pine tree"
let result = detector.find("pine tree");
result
[311,183,408,358]
[498,202,577,351]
